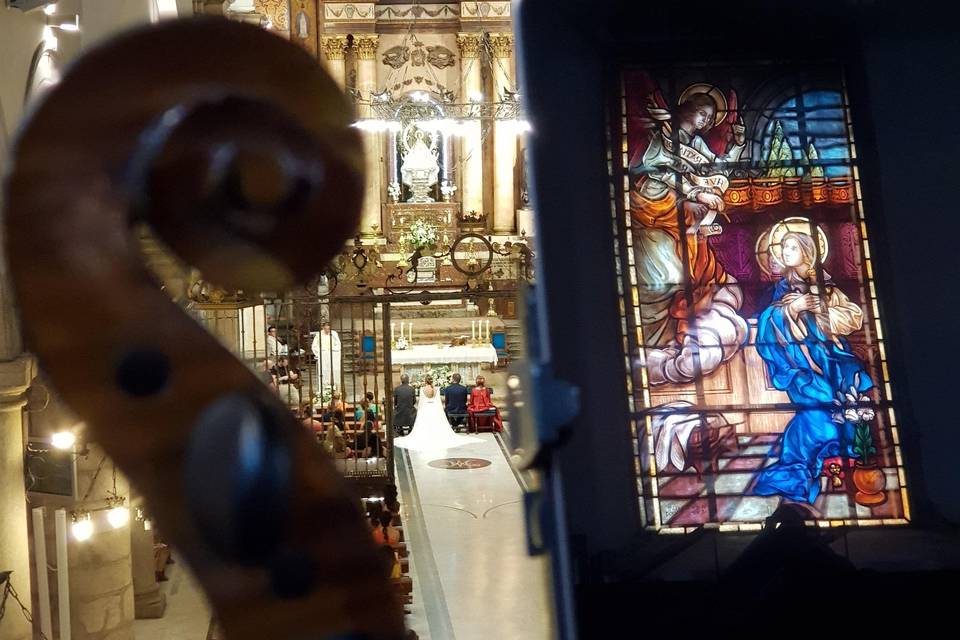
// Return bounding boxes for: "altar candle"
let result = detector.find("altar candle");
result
[408,322,412,343]
[391,322,395,342]
[471,320,476,340]
[486,320,490,342]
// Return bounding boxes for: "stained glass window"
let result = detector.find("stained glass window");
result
[610,62,909,532]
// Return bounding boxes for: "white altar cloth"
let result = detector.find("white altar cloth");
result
[391,344,498,366]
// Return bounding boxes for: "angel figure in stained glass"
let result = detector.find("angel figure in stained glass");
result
[628,82,749,384]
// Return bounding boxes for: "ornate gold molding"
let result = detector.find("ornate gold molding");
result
[321,35,349,60]
[324,2,375,20]
[355,35,381,60]
[457,33,482,59]
[488,33,513,59]
[256,0,289,31]
[461,1,511,19]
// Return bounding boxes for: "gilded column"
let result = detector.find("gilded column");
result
[457,33,484,218]
[320,35,348,89]
[356,35,383,236]
[490,33,517,234]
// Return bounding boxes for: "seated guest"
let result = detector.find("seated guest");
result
[324,390,346,420]
[300,405,323,434]
[442,373,468,431]
[270,355,301,407]
[261,358,278,392]
[372,511,401,547]
[348,412,382,458]
[378,544,402,580]
[354,390,379,422]
[322,410,346,457]
[467,375,503,432]
[365,500,383,525]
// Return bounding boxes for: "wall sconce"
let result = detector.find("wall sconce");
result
[45,5,80,33]
[50,430,75,450]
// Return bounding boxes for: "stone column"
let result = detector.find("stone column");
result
[0,356,35,640]
[0,94,35,640]
[321,35,348,89]
[68,446,134,640]
[457,33,484,218]
[490,33,517,234]
[130,492,165,618]
[356,35,383,237]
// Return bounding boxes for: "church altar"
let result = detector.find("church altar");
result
[392,343,498,382]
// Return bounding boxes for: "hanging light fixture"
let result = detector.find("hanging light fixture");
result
[106,497,130,529]
[71,511,93,541]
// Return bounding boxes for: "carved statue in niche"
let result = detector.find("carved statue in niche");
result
[296,10,308,39]
[400,125,440,203]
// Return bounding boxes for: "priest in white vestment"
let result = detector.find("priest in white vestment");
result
[311,321,342,390]
[266,325,287,360]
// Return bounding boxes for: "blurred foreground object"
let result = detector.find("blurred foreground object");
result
[3,17,403,640]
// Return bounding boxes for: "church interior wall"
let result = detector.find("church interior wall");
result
[0,6,45,136]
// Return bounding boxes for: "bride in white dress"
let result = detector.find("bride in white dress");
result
[393,376,483,451]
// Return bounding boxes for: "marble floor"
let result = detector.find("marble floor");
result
[131,429,553,639]
[395,433,555,640]
[132,557,213,640]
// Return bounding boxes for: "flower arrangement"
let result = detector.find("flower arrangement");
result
[312,385,335,406]
[400,219,438,250]
[831,376,876,464]
[415,364,453,389]
[395,335,409,350]
[830,375,887,506]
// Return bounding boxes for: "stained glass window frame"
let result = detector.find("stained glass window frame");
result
[609,60,911,533]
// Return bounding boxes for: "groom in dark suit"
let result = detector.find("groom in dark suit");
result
[442,373,469,432]
[393,374,417,436]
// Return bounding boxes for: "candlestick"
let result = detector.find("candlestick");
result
[486,320,490,342]
[391,322,395,345]
[408,322,412,344]
[471,320,476,341]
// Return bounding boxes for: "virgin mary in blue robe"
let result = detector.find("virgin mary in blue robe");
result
[753,232,872,503]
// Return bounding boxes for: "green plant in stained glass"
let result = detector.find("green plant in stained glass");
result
[804,141,825,178]
[764,120,796,177]
[852,422,877,463]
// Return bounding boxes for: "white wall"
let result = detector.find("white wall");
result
[79,0,156,49]
[0,6,46,139]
